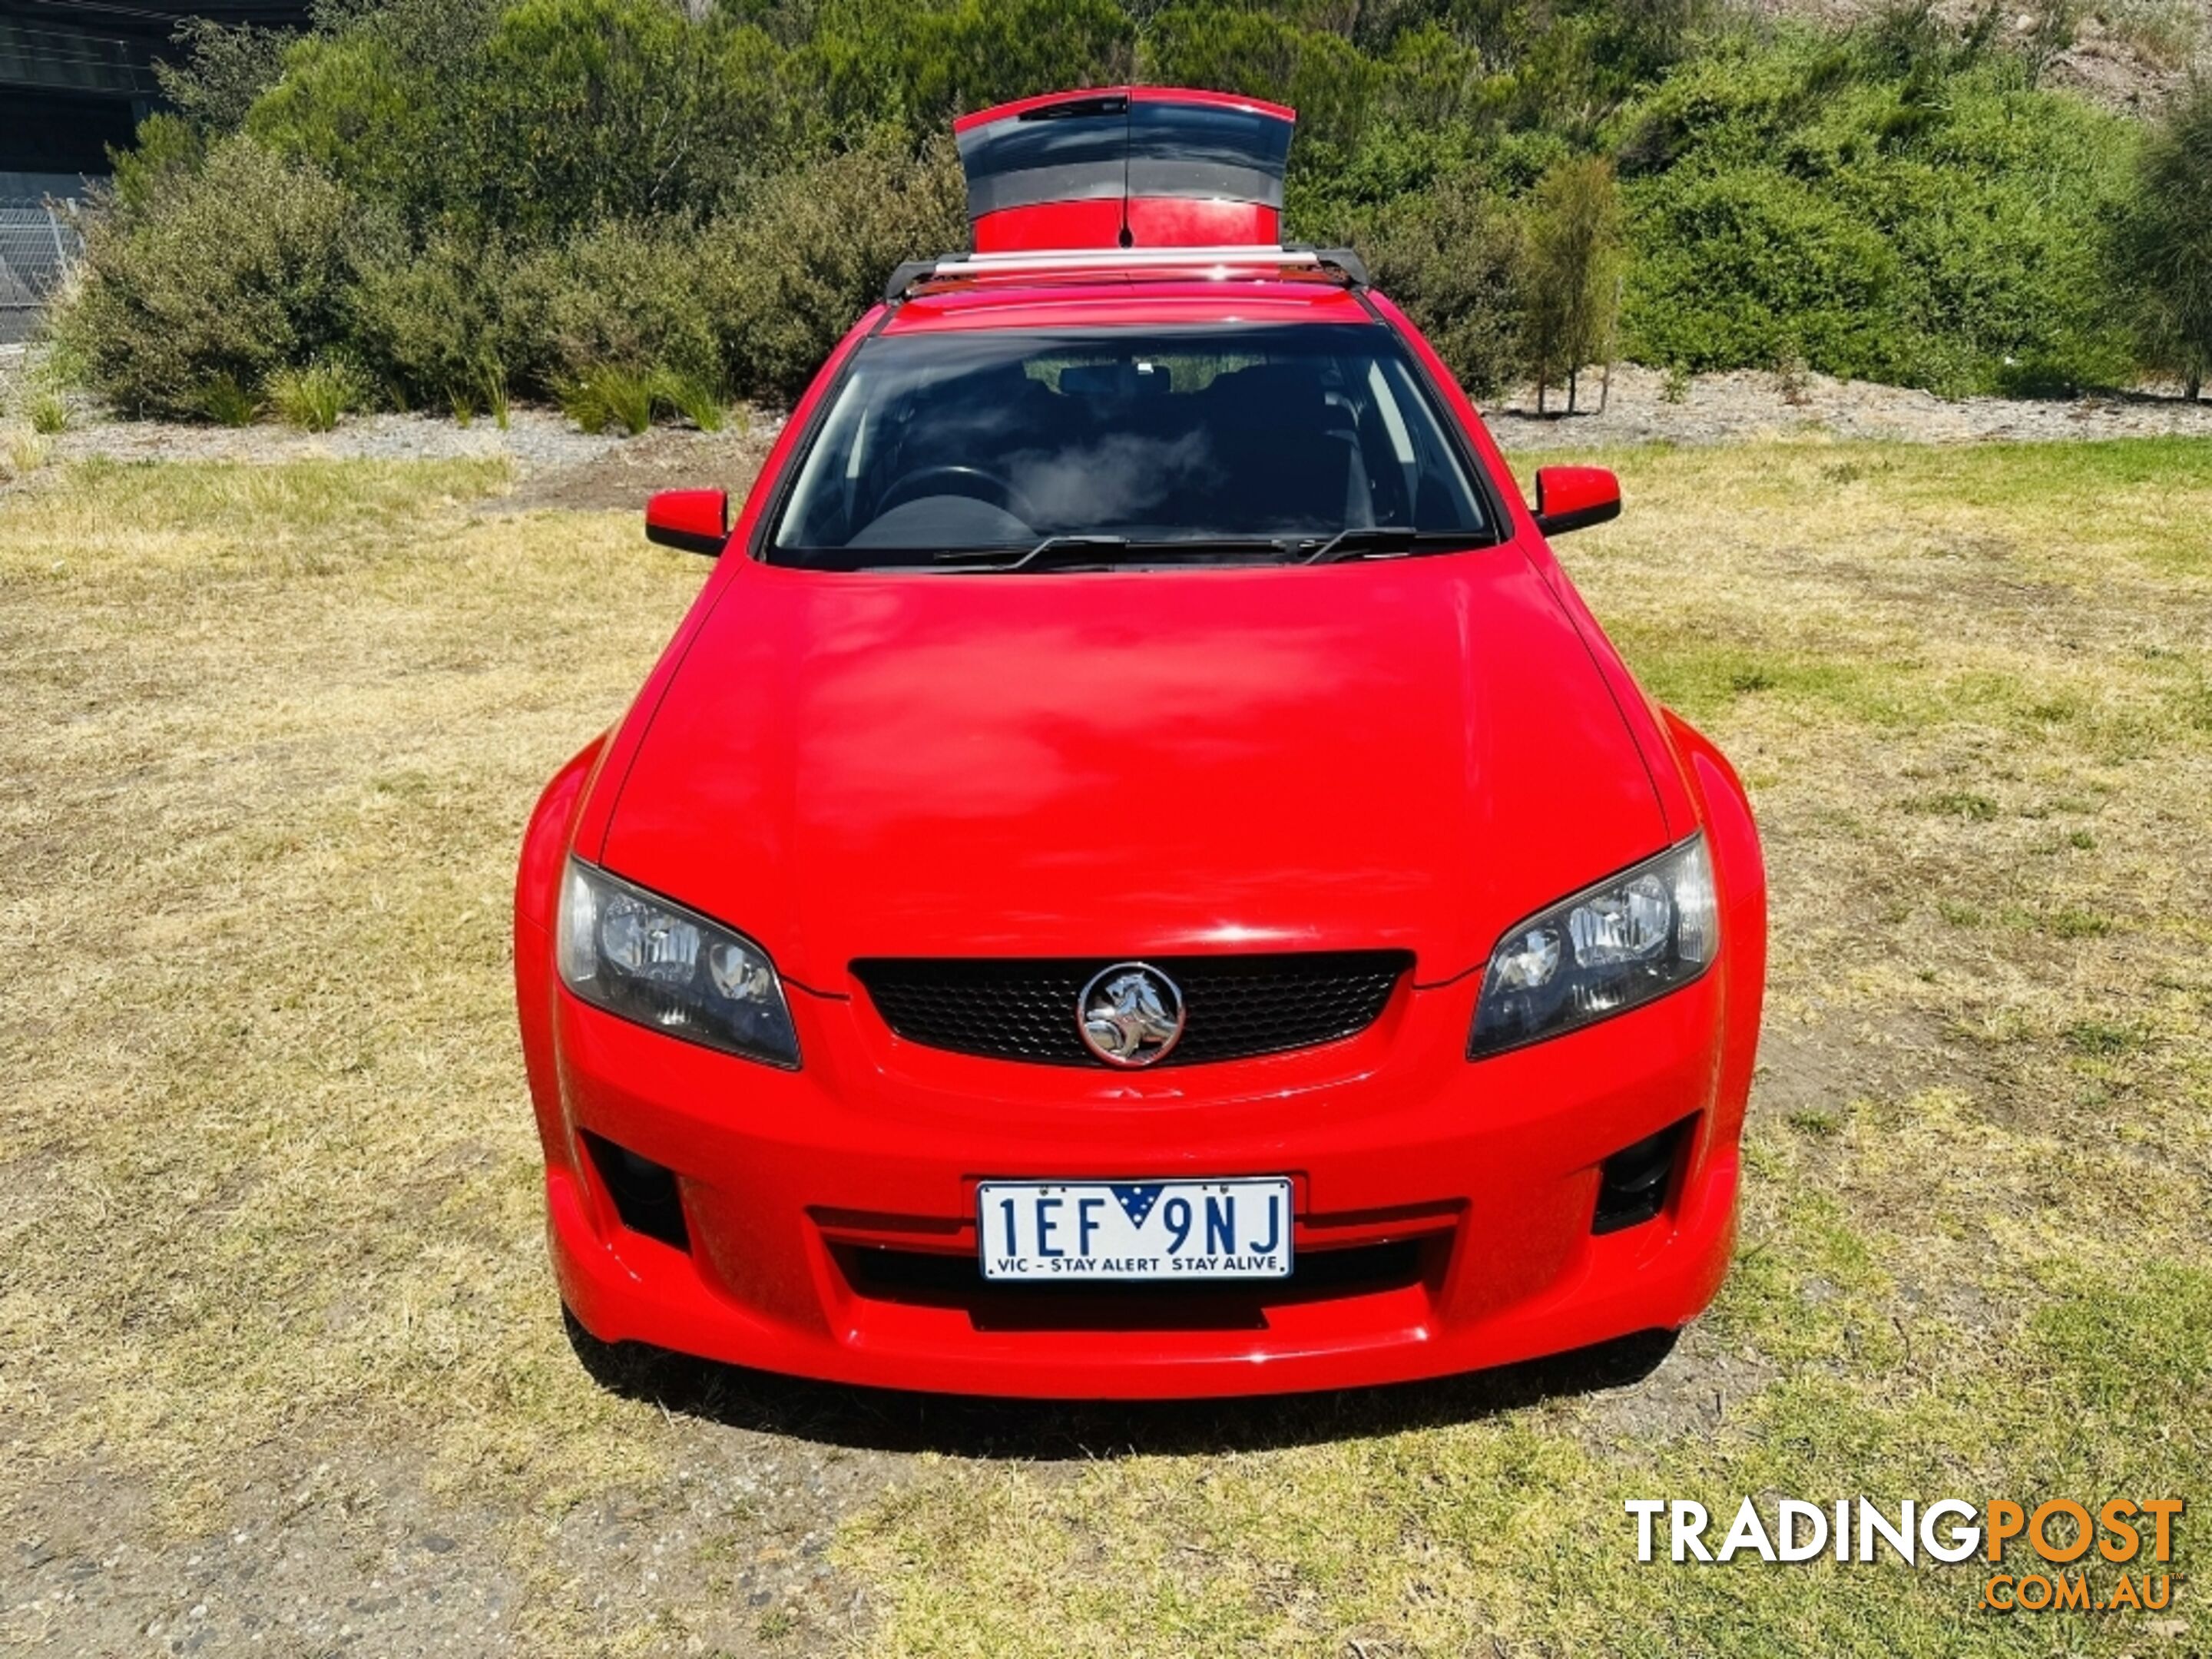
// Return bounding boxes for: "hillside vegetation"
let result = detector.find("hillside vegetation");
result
[44,0,2205,421]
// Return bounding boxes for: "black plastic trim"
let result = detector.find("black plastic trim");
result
[645,524,728,557]
[1592,1116,1695,1235]
[582,1131,690,1250]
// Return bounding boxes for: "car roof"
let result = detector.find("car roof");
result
[882,272,1378,336]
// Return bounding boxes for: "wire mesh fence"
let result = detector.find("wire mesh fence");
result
[0,201,87,346]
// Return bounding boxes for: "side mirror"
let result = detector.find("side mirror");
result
[644,488,730,556]
[1531,466,1621,537]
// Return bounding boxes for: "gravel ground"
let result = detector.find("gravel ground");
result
[1487,362,2212,449]
[37,404,631,475]
[12,349,2211,511]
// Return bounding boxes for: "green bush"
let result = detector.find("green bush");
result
[2112,78,2212,398]
[197,375,261,426]
[714,140,968,405]
[106,114,207,220]
[157,15,296,133]
[27,391,71,435]
[266,354,374,431]
[506,220,727,392]
[1353,171,1525,398]
[1627,161,1906,378]
[1619,31,2138,392]
[654,370,726,432]
[822,0,1138,134]
[248,0,785,237]
[1144,5,1380,156]
[453,0,780,236]
[53,137,360,418]
[556,364,657,435]
[346,230,515,411]
[1522,155,1626,409]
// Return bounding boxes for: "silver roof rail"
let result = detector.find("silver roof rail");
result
[882,243,1369,303]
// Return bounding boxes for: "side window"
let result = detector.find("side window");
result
[782,373,871,546]
[1379,356,1483,529]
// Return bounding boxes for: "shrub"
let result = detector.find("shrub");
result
[508,220,727,392]
[451,0,780,237]
[1619,31,2137,393]
[346,230,515,412]
[245,0,501,226]
[811,0,1137,134]
[106,114,207,220]
[28,392,71,435]
[557,364,655,435]
[2113,78,2212,399]
[266,355,373,431]
[483,369,512,430]
[157,16,296,134]
[1355,171,1525,399]
[555,364,727,435]
[654,370,726,432]
[714,140,967,405]
[250,0,783,237]
[68,0,2164,412]
[197,375,260,426]
[1627,161,1906,380]
[52,137,360,419]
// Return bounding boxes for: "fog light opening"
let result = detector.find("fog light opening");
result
[1592,1115,1695,1236]
[581,1131,690,1251]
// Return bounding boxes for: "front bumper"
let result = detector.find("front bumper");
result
[525,938,1745,1399]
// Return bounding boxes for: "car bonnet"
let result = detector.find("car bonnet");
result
[594,547,1668,993]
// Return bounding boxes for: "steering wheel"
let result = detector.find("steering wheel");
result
[876,464,1040,526]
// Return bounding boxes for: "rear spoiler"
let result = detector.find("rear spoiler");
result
[882,243,1371,304]
[955,87,1297,253]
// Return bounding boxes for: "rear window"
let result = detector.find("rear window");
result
[764,323,1492,568]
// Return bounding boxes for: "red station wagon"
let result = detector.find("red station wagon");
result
[515,88,1767,1399]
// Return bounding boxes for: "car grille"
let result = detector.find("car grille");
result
[849,951,1413,1068]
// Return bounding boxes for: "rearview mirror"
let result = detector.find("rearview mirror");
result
[644,489,730,556]
[1531,466,1621,537]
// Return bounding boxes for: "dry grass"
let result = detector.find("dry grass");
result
[0,440,2207,1654]
[0,459,714,1645]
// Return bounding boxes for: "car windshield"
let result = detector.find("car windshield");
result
[765,322,1492,569]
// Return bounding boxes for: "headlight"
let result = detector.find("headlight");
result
[556,858,800,1068]
[1469,836,1717,1058]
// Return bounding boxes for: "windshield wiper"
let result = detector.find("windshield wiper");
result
[932,535,1298,574]
[874,530,1469,574]
[908,535,1129,573]
[1300,527,1427,565]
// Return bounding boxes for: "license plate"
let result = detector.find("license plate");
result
[977,1178,1293,1281]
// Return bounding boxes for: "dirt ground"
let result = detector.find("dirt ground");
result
[1,423,2207,1656]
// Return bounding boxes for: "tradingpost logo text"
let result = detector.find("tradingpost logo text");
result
[1628,1497,2184,1614]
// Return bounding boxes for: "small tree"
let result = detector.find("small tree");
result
[2115,78,2212,400]
[1522,156,1625,415]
